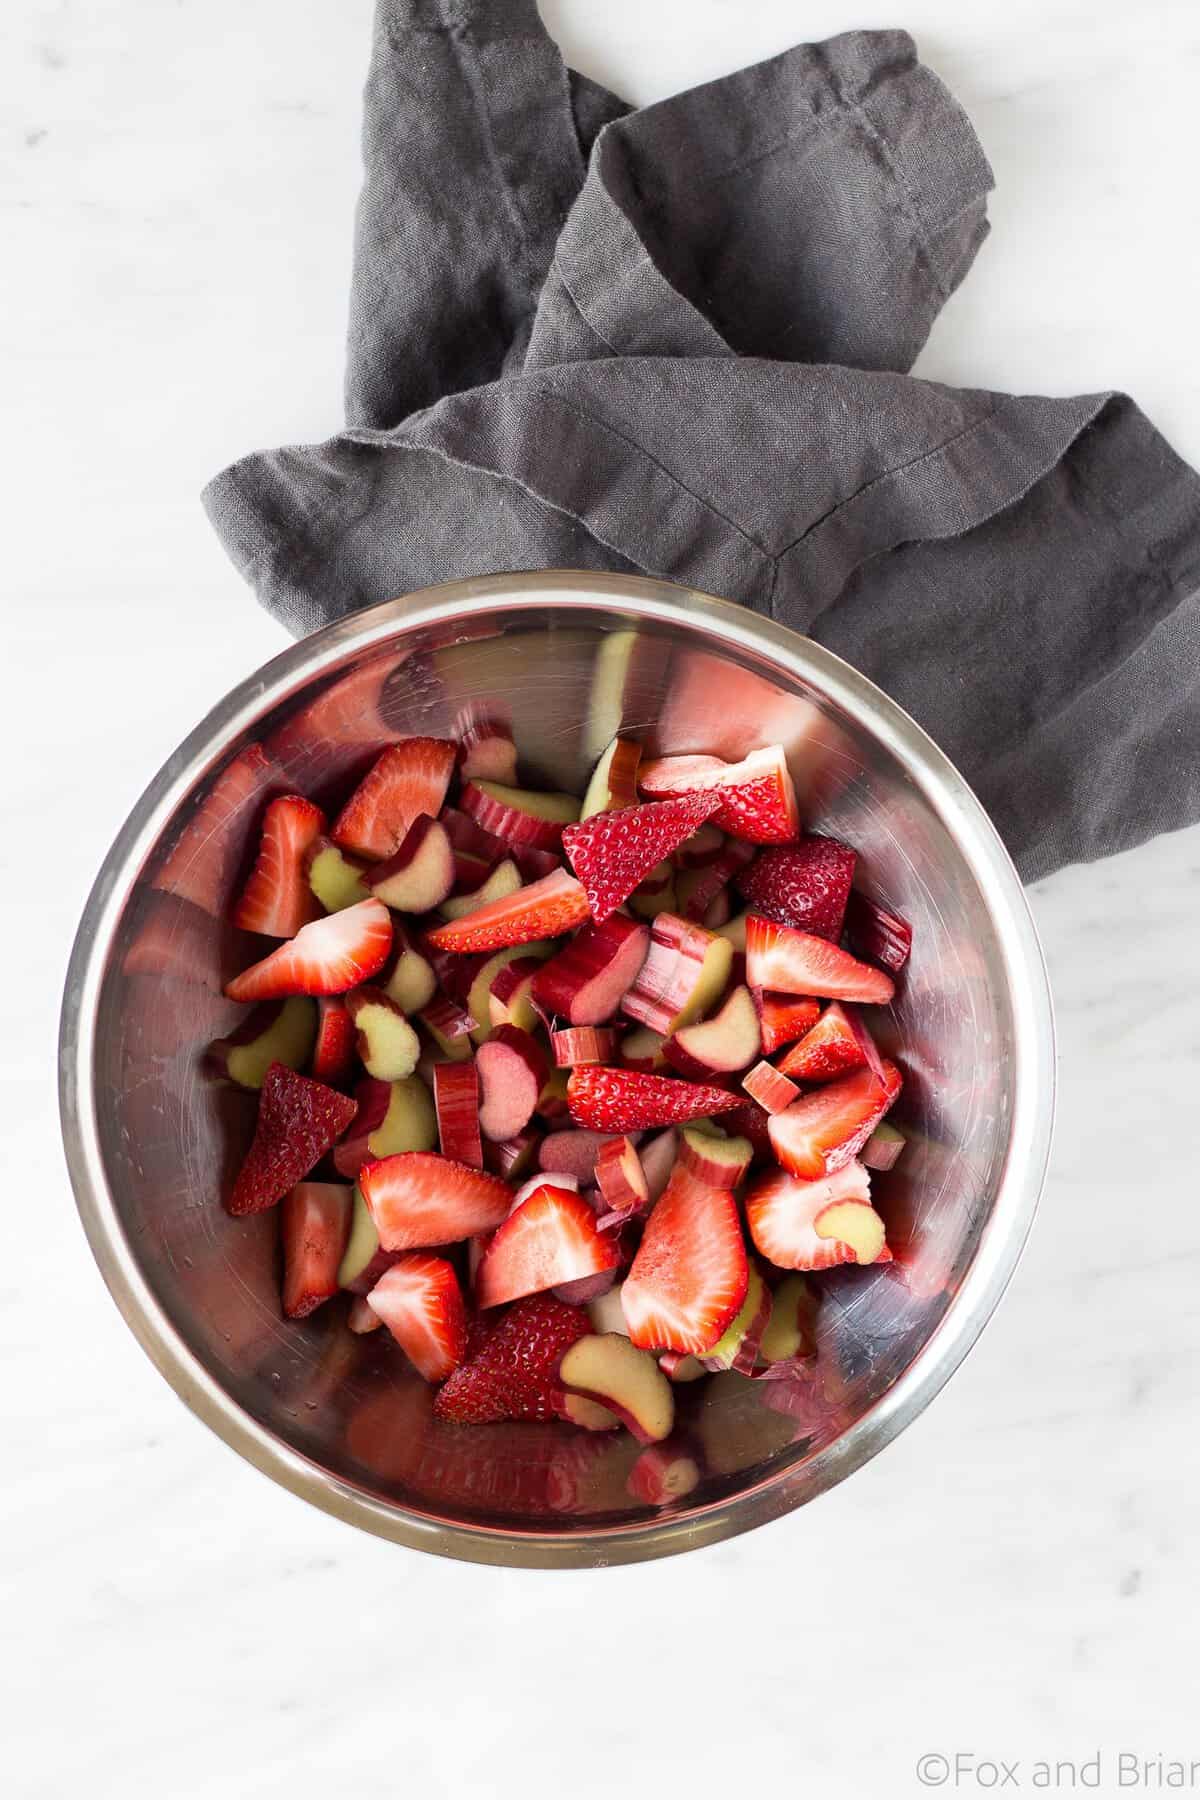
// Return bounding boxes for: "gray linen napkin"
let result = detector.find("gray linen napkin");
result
[204,0,1200,883]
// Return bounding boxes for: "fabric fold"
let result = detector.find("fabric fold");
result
[204,0,1200,882]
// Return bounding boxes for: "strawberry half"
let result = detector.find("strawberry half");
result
[638,745,799,843]
[332,738,456,860]
[433,1294,591,1423]
[424,867,589,953]
[228,1063,358,1216]
[232,793,326,938]
[768,1061,902,1179]
[745,1161,885,1271]
[359,1152,512,1251]
[366,1253,468,1382]
[777,1001,868,1083]
[621,1166,749,1354]
[756,992,821,1055]
[280,1181,353,1317]
[476,1184,619,1308]
[561,792,721,922]
[310,996,355,1085]
[736,835,856,939]
[566,1067,740,1132]
[224,898,392,1001]
[744,915,894,1005]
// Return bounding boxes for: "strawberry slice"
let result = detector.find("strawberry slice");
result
[621,1165,749,1354]
[366,1253,468,1382]
[433,1294,591,1423]
[735,835,856,939]
[332,738,456,860]
[639,746,799,843]
[232,793,327,937]
[476,1184,619,1308]
[310,996,355,1085]
[228,1063,358,1215]
[745,1161,885,1270]
[756,992,821,1055]
[561,792,721,922]
[777,1002,868,1083]
[744,915,894,1005]
[424,867,589,954]
[768,1061,902,1179]
[359,1152,512,1251]
[280,1181,353,1317]
[566,1067,740,1132]
[224,898,392,1001]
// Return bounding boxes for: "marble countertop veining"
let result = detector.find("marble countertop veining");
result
[5,2,1199,1795]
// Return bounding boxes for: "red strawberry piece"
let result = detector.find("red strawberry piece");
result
[358,1151,512,1251]
[280,1181,353,1317]
[736,835,856,939]
[566,1066,739,1133]
[231,793,327,937]
[433,1295,591,1423]
[424,868,589,953]
[224,897,392,1001]
[561,793,721,922]
[756,992,821,1054]
[638,745,799,843]
[310,996,355,1085]
[153,743,283,917]
[768,1061,902,1179]
[332,738,456,860]
[228,1063,358,1216]
[744,915,894,1005]
[366,1253,468,1381]
[476,1185,619,1309]
[621,1165,749,1355]
[745,1161,879,1271]
[777,1002,868,1083]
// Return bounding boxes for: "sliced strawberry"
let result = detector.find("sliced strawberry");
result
[756,992,821,1055]
[476,1185,619,1309]
[358,1152,511,1251]
[735,835,856,939]
[745,1161,883,1270]
[153,743,283,917]
[280,1181,353,1317]
[224,897,392,1001]
[561,792,721,922]
[768,1061,902,1179]
[231,793,326,937]
[621,1166,749,1355]
[744,915,894,1005]
[566,1066,739,1132]
[433,1294,591,1423]
[639,745,799,843]
[777,1002,868,1083]
[228,1063,358,1216]
[310,996,355,1085]
[424,868,589,954]
[366,1253,468,1381]
[332,738,456,860]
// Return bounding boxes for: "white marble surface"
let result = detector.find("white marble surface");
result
[7,1,1200,1794]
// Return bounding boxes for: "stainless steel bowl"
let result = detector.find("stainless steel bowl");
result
[59,572,1054,1566]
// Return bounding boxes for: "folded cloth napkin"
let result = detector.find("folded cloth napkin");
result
[204,0,1200,883]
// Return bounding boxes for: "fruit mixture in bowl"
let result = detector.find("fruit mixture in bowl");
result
[205,718,911,1474]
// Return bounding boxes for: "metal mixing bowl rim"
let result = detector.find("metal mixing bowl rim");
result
[59,571,1055,1568]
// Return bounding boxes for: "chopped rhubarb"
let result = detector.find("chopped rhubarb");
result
[433,1060,483,1168]
[845,889,913,974]
[532,913,649,1024]
[620,912,732,1035]
[741,1060,801,1115]
[475,1025,547,1142]
[550,1026,620,1067]
[664,984,761,1079]
[461,779,580,849]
